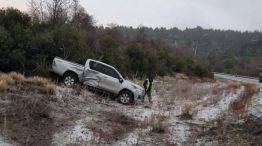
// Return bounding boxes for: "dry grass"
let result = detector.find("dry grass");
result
[230,83,259,114]
[0,72,56,94]
[175,73,188,80]
[27,76,52,86]
[8,72,26,81]
[0,73,15,91]
[212,81,241,95]
[0,80,9,91]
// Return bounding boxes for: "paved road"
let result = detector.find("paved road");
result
[215,73,262,87]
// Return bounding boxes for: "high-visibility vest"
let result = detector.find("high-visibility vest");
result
[144,79,153,91]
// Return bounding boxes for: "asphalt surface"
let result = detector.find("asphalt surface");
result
[215,73,262,87]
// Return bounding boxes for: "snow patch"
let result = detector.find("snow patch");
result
[0,136,16,146]
[168,116,191,145]
[114,128,151,146]
[194,87,244,121]
[248,89,262,118]
[52,119,94,146]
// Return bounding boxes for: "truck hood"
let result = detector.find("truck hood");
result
[125,80,144,90]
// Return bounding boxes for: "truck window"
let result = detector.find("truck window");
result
[103,66,120,79]
[90,61,120,79]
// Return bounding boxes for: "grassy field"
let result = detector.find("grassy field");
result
[0,72,261,146]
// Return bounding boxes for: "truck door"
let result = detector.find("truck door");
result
[98,65,122,93]
[82,60,101,87]
[85,61,121,93]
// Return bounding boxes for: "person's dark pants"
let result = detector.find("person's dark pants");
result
[142,90,152,103]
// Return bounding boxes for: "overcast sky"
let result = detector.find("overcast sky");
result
[1,0,262,31]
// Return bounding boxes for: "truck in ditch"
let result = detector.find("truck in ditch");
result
[50,57,145,104]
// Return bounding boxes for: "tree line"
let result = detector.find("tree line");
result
[0,0,213,78]
[116,26,262,77]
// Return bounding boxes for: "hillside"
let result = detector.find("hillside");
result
[0,72,261,145]
[117,26,262,77]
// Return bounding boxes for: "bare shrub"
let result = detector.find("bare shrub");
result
[149,114,168,134]
[179,102,193,120]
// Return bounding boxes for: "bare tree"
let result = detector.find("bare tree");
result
[28,0,46,22]
[71,0,80,20]
[71,4,95,31]
[45,0,72,24]
[28,0,94,27]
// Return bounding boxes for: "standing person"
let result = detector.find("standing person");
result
[143,75,154,103]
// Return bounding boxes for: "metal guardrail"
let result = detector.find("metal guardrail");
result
[214,72,259,80]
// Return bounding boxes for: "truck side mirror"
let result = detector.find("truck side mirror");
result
[119,78,124,83]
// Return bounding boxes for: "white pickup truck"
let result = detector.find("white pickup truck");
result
[50,57,145,104]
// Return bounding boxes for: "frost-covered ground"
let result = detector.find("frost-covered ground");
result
[1,76,261,146]
[0,136,16,146]
[51,77,261,146]
[248,88,262,118]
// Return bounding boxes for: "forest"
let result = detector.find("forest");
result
[2,0,261,78]
[0,0,213,78]
[117,26,262,77]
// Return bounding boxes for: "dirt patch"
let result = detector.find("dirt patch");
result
[87,111,138,144]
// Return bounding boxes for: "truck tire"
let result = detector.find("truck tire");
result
[118,91,133,105]
[63,73,78,86]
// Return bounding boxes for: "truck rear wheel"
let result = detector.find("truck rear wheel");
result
[63,73,78,86]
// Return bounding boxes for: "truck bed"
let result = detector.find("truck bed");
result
[51,57,85,77]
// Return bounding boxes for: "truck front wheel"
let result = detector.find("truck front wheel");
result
[118,91,133,105]
[63,73,78,86]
